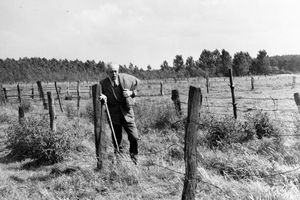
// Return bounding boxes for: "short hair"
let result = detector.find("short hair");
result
[105,63,119,72]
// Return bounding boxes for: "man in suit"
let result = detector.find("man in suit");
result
[99,63,139,164]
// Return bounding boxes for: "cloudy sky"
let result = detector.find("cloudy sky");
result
[0,0,299,69]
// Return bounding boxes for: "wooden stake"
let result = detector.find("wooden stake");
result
[228,68,237,119]
[18,106,25,124]
[160,82,164,96]
[55,82,64,112]
[3,88,7,101]
[77,80,81,117]
[251,77,254,90]
[47,92,56,132]
[31,85,34,99]
[37,81,47,109]
[206,76,209,94]
[92,84,107,170]
[182,86,202,200]
[0,84,4,105]
[17,83,21,103]
[171,89,182,117]
[294,93,300,113]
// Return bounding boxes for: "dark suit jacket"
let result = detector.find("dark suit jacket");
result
[100,73,139,125]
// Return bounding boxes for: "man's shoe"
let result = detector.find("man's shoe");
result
[130,154,138,165]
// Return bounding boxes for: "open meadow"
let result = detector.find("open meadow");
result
[1,74,300,199]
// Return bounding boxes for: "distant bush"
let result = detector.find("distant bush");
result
[134,100,179,132]
[0,112,10,123]
[20,100,32,113]
[203,111,282,150]
[6,117,83,164]
[83,100,94,123]
[65,103,77,119]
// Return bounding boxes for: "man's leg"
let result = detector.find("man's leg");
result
[122,119,139,163]
[112,123,123,153]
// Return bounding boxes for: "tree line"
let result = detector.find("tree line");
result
[0,49,300,83]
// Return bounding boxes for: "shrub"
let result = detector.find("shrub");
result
[6,117,82,164]
[20,100,32,113]
[203,115,240,149]
[65,103,77,119]
[83,100,94,123]
[134,99,179,132]
[244,111,281,139]
[203,111,282,150]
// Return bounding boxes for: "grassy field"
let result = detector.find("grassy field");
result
[1,74,300,199]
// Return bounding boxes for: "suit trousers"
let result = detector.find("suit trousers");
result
[111,116,138,155]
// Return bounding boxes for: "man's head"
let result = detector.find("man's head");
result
[106,63,119,81]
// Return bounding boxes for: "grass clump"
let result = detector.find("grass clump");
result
[6,116,83,164]
[20,100,32,113]
[134,99,179,132]
[65,102,77,119]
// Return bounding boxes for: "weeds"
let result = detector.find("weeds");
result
[6,116,84,164]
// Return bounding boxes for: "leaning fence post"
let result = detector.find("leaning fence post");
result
[251,77,255,90]
[47,92,56,132]
[160,82,164,96]
[228,68,237,119]
[55,82,64,112]
[17,83,21,103]
[77,80,81,117]
[3,88,7,101]
[182,86,202,200]
[37,81,47,109]
[92,84,108,170]
[294,93,300,113]
[171,89,182,117]
[18,106,25,124]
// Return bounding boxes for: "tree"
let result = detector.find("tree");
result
[160,60,170,71]
[198,49,219,76]
[219,49,232,76]
[252,50,270,75]
[232,52,252,76]
[147,65,152,71]
[173,55,185,72]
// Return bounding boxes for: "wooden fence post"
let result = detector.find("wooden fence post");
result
[228,68,237,119]
[55,82,64,112]
[171,89,182,117]
[18,106,25,124]
[160,82,164,96]
[31,86,34,99]
[37,81,48,109]
[17,83,21,103]
[251,77,254,90]
[0,84,4,105]
[3,88,7,101]
[47,92,56,132]
[206,76,209,94]
[292,76,296,89]
[294,93,300,113]
[182,86,202,200]
[77,80,81,117]
[92,84,107,170]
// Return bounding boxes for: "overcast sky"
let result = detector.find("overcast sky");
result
[0,0,300,69]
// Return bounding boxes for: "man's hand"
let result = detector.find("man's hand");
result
[99,94,107,103]
[123,89,133,98]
